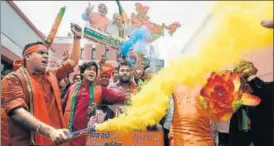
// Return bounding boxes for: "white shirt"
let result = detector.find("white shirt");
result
[215,121,230,133]
[106,21,120,37]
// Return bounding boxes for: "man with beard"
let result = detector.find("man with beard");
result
[1,23,82,146]
[107,62,137,105]
[63,61,129,146]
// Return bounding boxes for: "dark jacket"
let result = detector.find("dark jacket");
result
[229,77,273,146]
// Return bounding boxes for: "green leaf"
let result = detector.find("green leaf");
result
[232,100,242,112]
[199,96,208,110]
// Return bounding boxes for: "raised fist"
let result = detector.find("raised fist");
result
[70,23,82,37]
[62,50,69,62]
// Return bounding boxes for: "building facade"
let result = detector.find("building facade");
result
[1,1,46,73]
[50,36,119,65]
[49,36,119,82]
[181,10,273,82]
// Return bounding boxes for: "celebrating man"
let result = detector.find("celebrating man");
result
[107,62,137,105]
[1,23,82,146]
[99,63,114,87]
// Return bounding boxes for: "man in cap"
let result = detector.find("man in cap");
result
[99,63,114,87]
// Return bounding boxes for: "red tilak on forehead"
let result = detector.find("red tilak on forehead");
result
[23,44,47,58]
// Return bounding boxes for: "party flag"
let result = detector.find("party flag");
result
[46,6,66,45]
[116,0,130,26]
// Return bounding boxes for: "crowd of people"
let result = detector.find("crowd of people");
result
[1,19,273,146]
[0,22,160,146]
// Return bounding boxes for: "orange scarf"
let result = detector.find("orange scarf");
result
[18,67,66,146]
[100,63,114,78]
[29,74,52,145]
[13,44,47,70]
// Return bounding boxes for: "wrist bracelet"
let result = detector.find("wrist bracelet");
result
[36,124,42,133]
[74,35,82,39]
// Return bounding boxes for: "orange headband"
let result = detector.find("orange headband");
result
[23,44,47,58]
[101,63,114,78]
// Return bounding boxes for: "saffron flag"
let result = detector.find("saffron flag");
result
[116,0,130,26]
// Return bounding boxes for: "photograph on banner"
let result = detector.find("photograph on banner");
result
[87,104,115,128]
[85,104,165,146]
[87,104,162,131]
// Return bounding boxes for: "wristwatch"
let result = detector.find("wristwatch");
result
[74,35,82,39]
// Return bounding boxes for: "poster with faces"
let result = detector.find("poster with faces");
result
[87,104,115,128]
[85,104,165,146]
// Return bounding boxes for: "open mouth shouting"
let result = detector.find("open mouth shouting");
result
[87,73,96,81]
[41,60,48,67]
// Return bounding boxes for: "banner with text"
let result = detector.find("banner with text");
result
[85,104,164,146]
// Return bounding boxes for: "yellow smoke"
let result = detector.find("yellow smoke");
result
[96,1,273,132]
